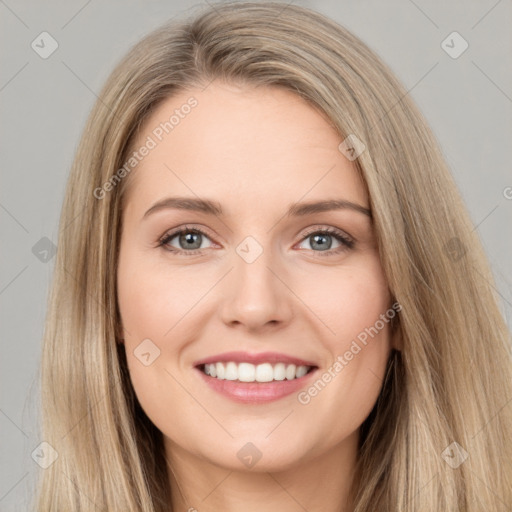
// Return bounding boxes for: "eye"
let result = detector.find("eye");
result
[296,227,354,256]
[159,225,214,255]
[158,225,355,256]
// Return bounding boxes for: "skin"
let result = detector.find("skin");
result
[117,81,400,512]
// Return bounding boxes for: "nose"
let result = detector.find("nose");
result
[218,244,293,332]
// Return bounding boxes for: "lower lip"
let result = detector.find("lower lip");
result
[195,367,318,403]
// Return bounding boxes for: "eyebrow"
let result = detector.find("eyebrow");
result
[142,196,372,219]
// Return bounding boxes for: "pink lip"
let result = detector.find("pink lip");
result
[195,366,318,403]
[193,351,318,368]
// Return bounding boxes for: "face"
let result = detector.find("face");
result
[117,81,397,472]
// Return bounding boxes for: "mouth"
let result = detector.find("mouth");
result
[192,351,320,403]
[196,361,318,383]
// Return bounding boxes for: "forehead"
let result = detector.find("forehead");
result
[122,82,368,214]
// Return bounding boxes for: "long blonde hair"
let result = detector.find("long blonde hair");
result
[35,2,512,510]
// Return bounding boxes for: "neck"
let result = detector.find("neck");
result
[164,430,359,512]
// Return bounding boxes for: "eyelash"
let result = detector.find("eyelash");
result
[158,224,355,257]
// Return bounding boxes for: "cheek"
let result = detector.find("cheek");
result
[116,243,216,398]
[301,255,391,345]
[295,256,392,417]
[117,247,199,342]
[116,250,187,422]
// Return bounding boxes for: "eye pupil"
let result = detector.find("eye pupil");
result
[311,233,332,251]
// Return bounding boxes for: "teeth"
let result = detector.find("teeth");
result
[202,362,312,382]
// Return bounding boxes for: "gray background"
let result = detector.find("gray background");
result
[1,0,511,508]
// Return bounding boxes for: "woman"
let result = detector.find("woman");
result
[35,2,512,510]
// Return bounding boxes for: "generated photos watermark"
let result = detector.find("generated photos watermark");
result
[93,96,198,200]
[297,301,402,405]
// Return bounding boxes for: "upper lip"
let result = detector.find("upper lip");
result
[193,351,318,368]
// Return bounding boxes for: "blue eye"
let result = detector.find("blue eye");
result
[158,225,354,257]
[298,227,354,256]
[159,226,213,254]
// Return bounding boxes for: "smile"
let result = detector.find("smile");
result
[200,361,315,382]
